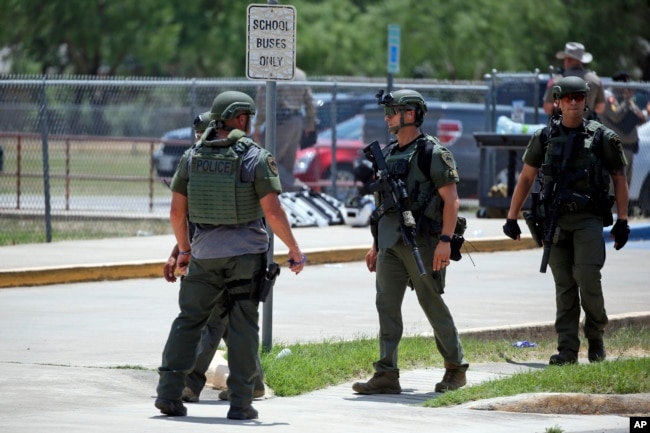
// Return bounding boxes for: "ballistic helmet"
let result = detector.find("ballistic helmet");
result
[552,76,589,99]
[387,89,428,116]
[193,111,212,134]
[210,91,256,121]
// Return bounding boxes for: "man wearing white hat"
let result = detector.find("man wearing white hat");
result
[543,42,606,120]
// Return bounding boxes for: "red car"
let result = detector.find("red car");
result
[293,113,464,200]
[293,114,365,200]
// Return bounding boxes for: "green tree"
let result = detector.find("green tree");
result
[0,0,181,75]
[168,0,250,77]
[1,0,650,80]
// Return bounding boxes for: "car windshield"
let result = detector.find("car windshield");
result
[317,115,363,141]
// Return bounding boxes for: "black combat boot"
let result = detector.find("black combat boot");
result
[587,338,606,363]
[549,350,578,366]
[227,405,259,420]
[155,397,187,416]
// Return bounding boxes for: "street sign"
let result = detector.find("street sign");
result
[387,24,400,74]
[246,4,296,81]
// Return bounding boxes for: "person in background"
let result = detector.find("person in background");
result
[543,42,605,121]
[155,91,306,420]
[599,70,647,185]
[163,111,265,405]
[253,67,316,192]
[352,89,468,396]
[504,76,629,366]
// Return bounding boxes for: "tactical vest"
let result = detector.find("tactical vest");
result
[376,136,444,242]
[540,120,610,213]
[386,137,441,206]
[187,129,264,225]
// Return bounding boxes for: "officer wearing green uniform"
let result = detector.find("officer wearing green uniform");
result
[352,89,469,395]
[504,76,630,365]
[162,110,266,404]
[155,91,306,420]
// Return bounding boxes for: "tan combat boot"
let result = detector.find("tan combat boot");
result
[434,364,467,393]
[352,371,401,395]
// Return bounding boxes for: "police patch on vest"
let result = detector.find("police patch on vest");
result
[195,157,234,174]
[267,155,279,176]
[610,134,624,152]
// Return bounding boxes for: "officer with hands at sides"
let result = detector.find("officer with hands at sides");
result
[503,76,629,366]
[352,89,469,396]
[155,91,306,420]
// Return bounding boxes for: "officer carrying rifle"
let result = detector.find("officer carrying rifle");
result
[352,89,469,397]
[503,76,630,366]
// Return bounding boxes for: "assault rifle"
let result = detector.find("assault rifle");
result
[539,132,589,273]
[363,140,426,276]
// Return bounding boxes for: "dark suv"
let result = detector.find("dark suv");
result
[152,127,193,178]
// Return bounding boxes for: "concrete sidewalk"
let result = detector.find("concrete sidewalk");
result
[0,214,648,432]
[1,255,647,432]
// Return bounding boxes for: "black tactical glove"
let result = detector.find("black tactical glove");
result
[610,219,629,250]
[503,218,521,240]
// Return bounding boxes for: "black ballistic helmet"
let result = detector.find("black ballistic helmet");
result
[552,76,589,99]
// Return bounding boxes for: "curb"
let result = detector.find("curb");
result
[0,237,538,288]
[458,311,650,341]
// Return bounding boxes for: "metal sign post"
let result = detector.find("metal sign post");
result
[246,2,297,352]
[387,24,400,76]
[385,24,400,144]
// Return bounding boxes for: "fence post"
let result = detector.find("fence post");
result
[39,76,53,242]
[16,135,22,209]
[149,140,155,212]
[65,138,71,211]
[329,81,338,198]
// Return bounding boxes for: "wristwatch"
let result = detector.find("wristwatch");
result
[439,235,451,243]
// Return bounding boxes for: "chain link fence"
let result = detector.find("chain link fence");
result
[1,74,648,246]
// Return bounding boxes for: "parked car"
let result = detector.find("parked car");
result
[629,120,650,215]
[294,114,364,200]
[151,90,376,179]
[152,127,194,178]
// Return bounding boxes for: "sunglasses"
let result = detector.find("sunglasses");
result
[561,93,586,103]
[384,106,413,116]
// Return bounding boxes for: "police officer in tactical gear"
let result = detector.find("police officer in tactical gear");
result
[155,90,306,420]
[543,42,606,120]
[162,109,266,405]
[352,89,469,395]
[503,76,629,366]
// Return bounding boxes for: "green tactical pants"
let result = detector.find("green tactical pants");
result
[374,239,468,372]
[185,310,265,396]
[157,252,263,408]
[548,212,608,355]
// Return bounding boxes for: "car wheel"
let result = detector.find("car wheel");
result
[322,163,357,202]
